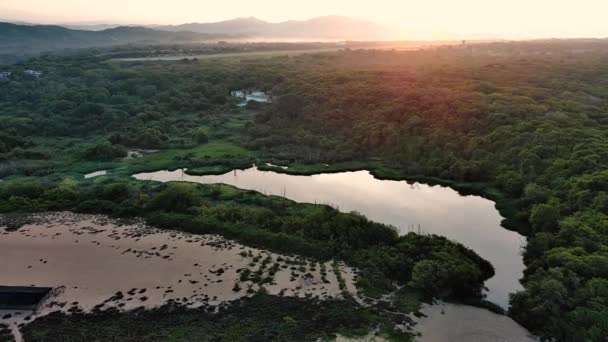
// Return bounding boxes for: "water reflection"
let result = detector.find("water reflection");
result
[133,166,526,308]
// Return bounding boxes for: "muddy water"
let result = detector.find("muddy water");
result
[414,302,536,342]
[133,166,526,309]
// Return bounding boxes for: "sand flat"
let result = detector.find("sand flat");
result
[0,212,356,339]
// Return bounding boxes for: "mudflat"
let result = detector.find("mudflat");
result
[0,212,356,338]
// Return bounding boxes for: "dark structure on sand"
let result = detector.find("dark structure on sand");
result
[0,286,53,310]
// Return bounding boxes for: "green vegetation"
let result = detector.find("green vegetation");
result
[234,252,281,291]
[118,141,254,175]
[241,41,608,341]
[0,53,258,177]
[2,39,608,340]
[23,294,401,342]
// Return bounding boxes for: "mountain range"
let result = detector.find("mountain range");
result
[0,16,398,57]
[0,22,234,55]
[152,16,397,40]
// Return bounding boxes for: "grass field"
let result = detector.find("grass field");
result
[116,141,256,174]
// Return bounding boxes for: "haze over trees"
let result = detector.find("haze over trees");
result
[155,16,397,40]
[0,22,235,55]
[0,16,398,61]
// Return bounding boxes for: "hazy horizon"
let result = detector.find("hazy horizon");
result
[1,0,608,40]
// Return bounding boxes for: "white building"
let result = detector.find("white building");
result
[231,90,272,106]
[231,90,246,98]
[24,70,43,78]
[0,71,11,80]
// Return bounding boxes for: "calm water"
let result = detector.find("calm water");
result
[133,166,526,308]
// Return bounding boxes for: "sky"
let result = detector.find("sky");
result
[1,0,607,39]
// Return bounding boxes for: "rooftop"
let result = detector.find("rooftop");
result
[0,286,53,310]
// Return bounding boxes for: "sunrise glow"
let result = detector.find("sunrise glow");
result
[2,0,607,39]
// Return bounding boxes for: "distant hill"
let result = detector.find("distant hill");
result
[0,16,398,58]
[0,22,233,55]
[157,16,398,40]
[62,23,124,31]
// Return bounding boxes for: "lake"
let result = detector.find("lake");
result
[133,166,527,309]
